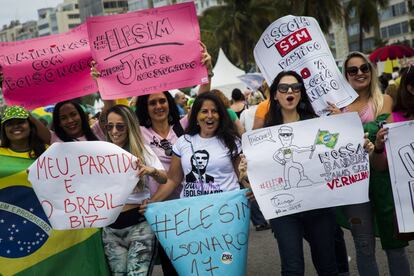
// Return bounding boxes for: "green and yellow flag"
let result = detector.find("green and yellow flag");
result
[315,130,339,149]
[0,148,110,276]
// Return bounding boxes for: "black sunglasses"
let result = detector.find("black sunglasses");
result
[277,83,303,93]
[346,63,370,76]
[279,133,293,137]
[105,123,126,132]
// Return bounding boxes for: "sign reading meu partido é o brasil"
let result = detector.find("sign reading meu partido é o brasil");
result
[0,24,97,109]
[87,2,208,99]
[254,15,358,116]
[28,141,139,230]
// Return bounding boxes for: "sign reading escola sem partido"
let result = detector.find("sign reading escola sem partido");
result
[254,16,358,116]
[87,2,208,99]
[28,141,139,229]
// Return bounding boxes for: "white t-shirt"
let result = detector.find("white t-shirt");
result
[126,145,164,204]
[172,134,241,198]
[240,105,258,132]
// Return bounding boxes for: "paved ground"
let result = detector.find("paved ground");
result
[153,224,414,275]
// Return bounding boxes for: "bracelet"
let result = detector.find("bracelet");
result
[373,146,384,154]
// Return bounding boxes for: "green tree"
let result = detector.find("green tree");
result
[199,0,276,72]
[346,0,389,52]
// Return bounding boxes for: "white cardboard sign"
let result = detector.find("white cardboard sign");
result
[385,120,414,232]
[242,113,369,219]
[254,15,358,116]
[28,141,139,229]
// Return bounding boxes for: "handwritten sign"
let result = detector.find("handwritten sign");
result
[28,141,139,229]
[254,15,358,116]
[0,24,97,109]
[242,113,369,219]
[145,189,250,275]
[87,2,208,99]
[385,120,414,233]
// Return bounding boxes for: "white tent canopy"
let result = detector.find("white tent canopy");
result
[211,48,246,98]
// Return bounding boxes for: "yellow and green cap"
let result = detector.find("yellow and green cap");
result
[1,106,29,124]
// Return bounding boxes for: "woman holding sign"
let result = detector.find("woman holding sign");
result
[141,91,245,202]
[329,52,410,276]
[103,105,167,275]
[256,71,339,276]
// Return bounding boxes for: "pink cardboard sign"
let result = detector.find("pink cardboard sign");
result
[0,24,97,109]
[87,2,208,99]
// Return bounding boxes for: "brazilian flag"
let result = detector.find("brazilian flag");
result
[0,148,110,276]
[315,130,339,149]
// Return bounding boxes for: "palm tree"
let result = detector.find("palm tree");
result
[272,0,344,33]
[346,0,389,52]
[199,0,276,72]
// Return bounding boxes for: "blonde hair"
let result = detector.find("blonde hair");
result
[343,51,384,117]
[247,91,265,106]
[106,105,149,191]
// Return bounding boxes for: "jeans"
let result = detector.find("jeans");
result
[102,221,156,276]
[250,200,268,226]
[270,208,338,276]
[344,202,410,276]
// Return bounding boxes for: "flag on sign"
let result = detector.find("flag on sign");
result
[315,130,339,148]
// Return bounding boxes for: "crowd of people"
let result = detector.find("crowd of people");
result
[1,43,414,276]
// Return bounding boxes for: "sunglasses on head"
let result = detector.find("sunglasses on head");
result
[277,83,303,93]
[105,123,126,132]
[346,63,370,76]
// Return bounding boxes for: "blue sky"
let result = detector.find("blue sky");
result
[0,0,62,28]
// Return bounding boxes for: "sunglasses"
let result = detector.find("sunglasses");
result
[346,63,370,76]
[277,83,303,93]
[105,123,126,132]
[279,133,293,137]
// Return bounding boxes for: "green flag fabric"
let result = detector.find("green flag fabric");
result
[0,148,110,276]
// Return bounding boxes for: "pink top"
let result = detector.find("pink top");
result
[50,121,105,144]
[392,111,409,122]
[140,122,185,200]
[343,100,375,123]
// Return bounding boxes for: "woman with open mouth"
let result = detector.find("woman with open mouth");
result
[328,52,410,276]
[241,70,339,276]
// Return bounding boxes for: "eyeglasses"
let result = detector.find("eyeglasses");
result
[277,83,303,93]
[346,63,370,76]
[105,123,126,132]
[279,133,293,137]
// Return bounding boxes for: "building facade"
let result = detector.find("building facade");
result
[79,0,128,22]
[128,0,223,15]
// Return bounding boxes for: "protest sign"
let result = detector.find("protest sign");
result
[87,2,208,99]
[385,120,414,232]
[254,15,358,116]
[242,113,369,219]
[237,73,264,91]
[0,24,97,109]
[145,189,250,276]
[27,141,139,229]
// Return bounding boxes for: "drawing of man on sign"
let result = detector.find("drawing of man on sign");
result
[273,126,315,189]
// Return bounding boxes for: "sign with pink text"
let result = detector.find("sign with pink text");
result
[0,24,97,109]
[254,16,358,116]
[28,141,139,230]
[242,113,369,219]
[87,2,208,99]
